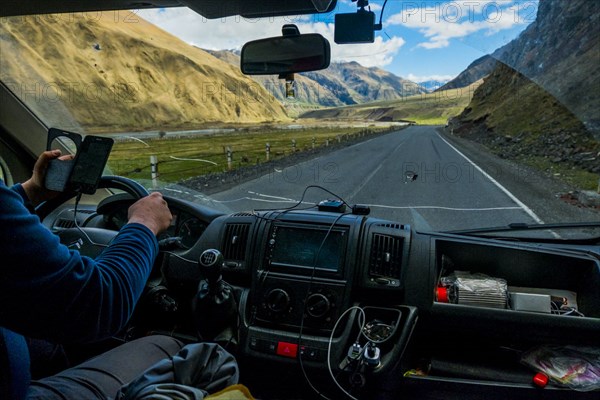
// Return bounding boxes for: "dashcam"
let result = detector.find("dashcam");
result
[334,11,376,44]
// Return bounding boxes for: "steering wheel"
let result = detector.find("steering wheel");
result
[37,175,148,219]
[37,176,149,257]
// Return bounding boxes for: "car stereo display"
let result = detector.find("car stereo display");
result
[269,225,347,272]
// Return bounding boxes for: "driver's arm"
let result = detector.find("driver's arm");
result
[0,179,171,343]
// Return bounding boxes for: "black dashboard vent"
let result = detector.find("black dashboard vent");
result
[369,233,403,279]
[223,223,250,262]
[232,212,254,217]
[376,223,404,230]
[55,219,76,229]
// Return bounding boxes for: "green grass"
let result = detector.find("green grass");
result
[520,156,599,190]
[107,126,392,182]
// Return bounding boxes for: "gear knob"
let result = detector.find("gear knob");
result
[198,249,224,285]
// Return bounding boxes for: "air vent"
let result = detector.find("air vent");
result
[369,233,403,279]
[222,223,250,262]
[231,212,254,217]
[55,219,76,229]
[376,223,404,230]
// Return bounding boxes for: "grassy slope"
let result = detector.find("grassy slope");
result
[0,14,289,133]
[299,81,482,125]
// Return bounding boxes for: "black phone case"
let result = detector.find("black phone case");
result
[44,128,82,192]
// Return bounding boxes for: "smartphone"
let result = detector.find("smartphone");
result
[69,135,114,194]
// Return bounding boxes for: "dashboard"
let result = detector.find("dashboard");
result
[43,194,600,399]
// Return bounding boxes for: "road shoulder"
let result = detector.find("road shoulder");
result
[437,127,599,224]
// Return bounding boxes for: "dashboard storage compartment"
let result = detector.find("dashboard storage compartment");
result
[399,237,600,398]
[433,238,600,320]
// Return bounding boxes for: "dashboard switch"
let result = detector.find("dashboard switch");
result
[276,341,298,358]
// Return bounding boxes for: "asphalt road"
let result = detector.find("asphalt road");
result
[210,126,551,232]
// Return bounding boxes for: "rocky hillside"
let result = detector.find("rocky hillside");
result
[206,50,428,108]
[492,0,600,137]
[0,14,288,133]
[450,0,600,182]
[436,55,496,92]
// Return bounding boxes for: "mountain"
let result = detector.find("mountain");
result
[206,50,428,108]
[308,62,429,104]
[0,14,288,133]
[490,0,600,137]
[300,80,482,125]
[419,80,449,92]
[436,55,497,92]
[450,0,600,178]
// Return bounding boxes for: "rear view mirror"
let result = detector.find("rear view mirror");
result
[241,33,331,75]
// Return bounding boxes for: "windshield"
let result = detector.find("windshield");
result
[1,1,598,236]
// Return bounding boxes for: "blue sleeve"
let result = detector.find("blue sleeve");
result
[0,180,158,343]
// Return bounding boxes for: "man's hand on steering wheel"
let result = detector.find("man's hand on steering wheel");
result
[127,192,173,236]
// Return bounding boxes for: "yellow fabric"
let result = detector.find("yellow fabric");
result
[206,384,255,400]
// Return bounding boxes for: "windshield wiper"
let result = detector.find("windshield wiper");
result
[446,222,600,244]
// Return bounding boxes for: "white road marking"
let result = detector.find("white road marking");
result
[214,196,313,205]
[247,191,297,202]
[364,205,523,211]
[436,133,545,224]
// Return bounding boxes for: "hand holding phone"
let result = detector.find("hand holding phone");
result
[43,128,114,195]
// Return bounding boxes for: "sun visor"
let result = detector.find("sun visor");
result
[180,0,336,19]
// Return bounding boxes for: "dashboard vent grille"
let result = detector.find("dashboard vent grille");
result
[232,212,254,217]
[223,223,250,262]
[376,223,404,230]
[55,219,76,229]
[369,233,403,279]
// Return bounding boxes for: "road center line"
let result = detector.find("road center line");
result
[436,132,544,224]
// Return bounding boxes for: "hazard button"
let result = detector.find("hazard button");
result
[276,341,298,358]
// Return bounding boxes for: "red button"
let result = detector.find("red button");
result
[436,287,449,303]
[533,372,548,388]
[276,342,298,358]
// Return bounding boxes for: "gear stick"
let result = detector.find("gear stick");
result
[193,249,237,340]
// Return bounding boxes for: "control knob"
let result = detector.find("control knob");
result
[305,293,331,318]
[266,288,291,314]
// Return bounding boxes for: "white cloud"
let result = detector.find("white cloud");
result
[387,1,533,49]
[138,8,283,50]
[406,73,456,83]
[138,8,405,68]
[306,22,405,67]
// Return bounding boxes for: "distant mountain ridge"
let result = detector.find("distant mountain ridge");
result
[436,55,496,92]
[206,50,428,108]
[419,80,449,92]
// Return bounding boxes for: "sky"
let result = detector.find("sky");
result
[138,0,539,83]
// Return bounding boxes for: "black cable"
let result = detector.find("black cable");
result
[251,186,350,303]
[252,185,352,213]
[378,0,389,26]
[297,211,348,400]
[72,192,110,248]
